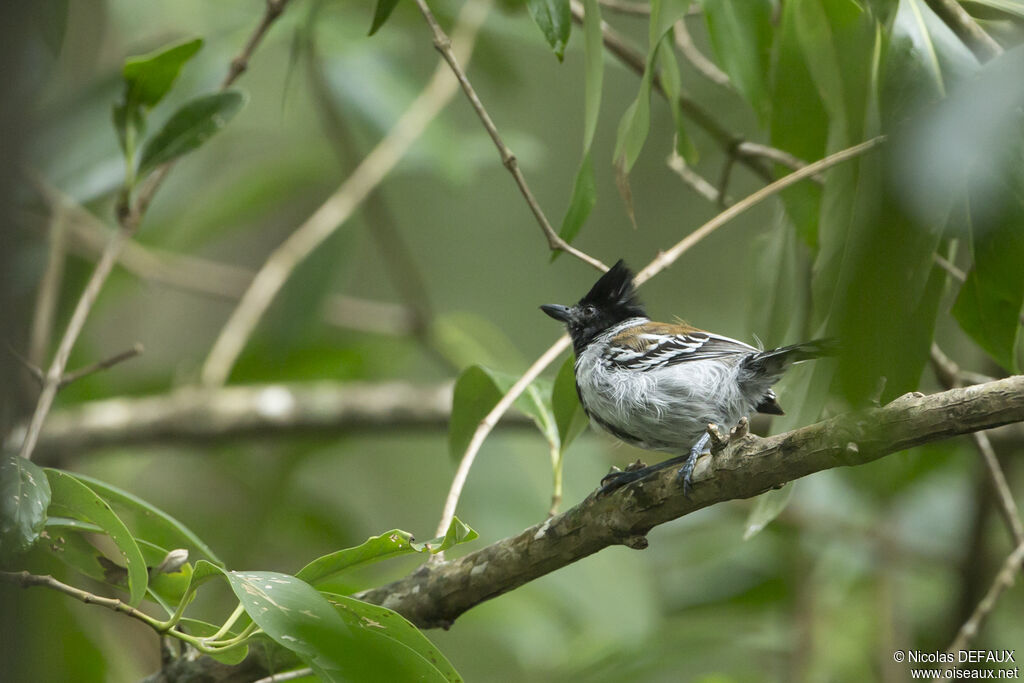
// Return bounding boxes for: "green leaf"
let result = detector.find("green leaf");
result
[297,517,478,586]
[657,34,698,163]
[70,472,222,566]
[742,483,793,540]
[369,0,401,35]
[430,311,526,371]
[0,454,51,559]
[965,0,1024,18]
[527,0,572,61]
[225,570,440,681]
[700,0,773,123]
[137,91,247,178]
[769,0,827,246]
[44,469,147,606]
[613,0,691,178]
[551,356,588,454]
[555,0,604,252]
[952,187,1024,373]
[123,38,203,109]
[449,365,558,460]
[323,593,462,682]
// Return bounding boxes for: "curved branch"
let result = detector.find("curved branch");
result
[358,376,1024,628]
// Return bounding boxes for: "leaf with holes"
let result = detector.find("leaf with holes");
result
[0,454,51,559]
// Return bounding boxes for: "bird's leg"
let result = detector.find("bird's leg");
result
[675,430,712,496]
[598,454,691,496]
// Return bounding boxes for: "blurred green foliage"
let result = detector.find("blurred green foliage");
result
[3,0,1024,681]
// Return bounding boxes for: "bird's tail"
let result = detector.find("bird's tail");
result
[744,338,838,376]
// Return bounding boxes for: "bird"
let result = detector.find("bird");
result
[540,259,836,496]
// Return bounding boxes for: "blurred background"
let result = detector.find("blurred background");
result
[3,0,1024,681]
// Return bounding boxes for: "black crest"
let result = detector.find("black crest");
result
[579,260,646,319]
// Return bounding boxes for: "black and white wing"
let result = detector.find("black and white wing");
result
[606,324,757,372]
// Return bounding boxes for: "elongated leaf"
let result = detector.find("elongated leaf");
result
[123,38,203,109]
[324,593,462,682]
[70,472,222,566]
[551,356,588,454]
[297,517,478,586]
[769,0,827,246]
[0,454,50,559]
[700,0,773,123]
[137,91,247,177]
[44,469,147,606]
[527,0,572,61]
[178,618,251,665]
[556,0,604,251]
[613,0,691,173]
[449,365,558,460]
[952,184,1024,372]
[743,483,793,540]
[657,35,698,163]
[369,0,401,35]
[966,0,1024,18]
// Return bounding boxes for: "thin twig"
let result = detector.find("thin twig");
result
[199,0,490,387]
[222,0,291,88]
[673,20,730,87]
[433,137,883,542]
[413,0,607,272]
[636,136,885,285]
[58,343,143,389]
[0,571,164,631]
[667,151,726,204]
[28,207,67,366]
[935,541,1024,681]
[434,335,572,540]
[250,668,315,683]
[930,344,1024,549]
[925,0,1003,63]
[735,142,824,183]
[16,0,291,461]
[7,343,44,384]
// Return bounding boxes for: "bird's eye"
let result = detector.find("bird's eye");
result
[582,305,596,317]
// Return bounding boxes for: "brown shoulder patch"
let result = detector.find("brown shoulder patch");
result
[611,321,704,350]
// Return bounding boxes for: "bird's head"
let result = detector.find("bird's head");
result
[541,259,647,354]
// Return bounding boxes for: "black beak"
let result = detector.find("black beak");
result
[540,304,572,322]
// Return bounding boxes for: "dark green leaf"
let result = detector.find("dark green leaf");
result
[123,38,203,109]
[657,36,698,163]
[555,0,604,252]
[137,91,247,178]
[769,0,827,246]
[743,483,793,540]
[70,472,222,566]
[952,186,1024,373]
[324,593,462,682]
[44,469,147,606]
[700,0,773,123]
[0,454,51,559]
[369,0,401,35]
[297,517,478,586]
[449,365,558,460]
[551,356,588,454]
[527,0,572,61]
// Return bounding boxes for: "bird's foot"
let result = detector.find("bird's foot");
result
[598,467,650,496]
[675,430,714,497]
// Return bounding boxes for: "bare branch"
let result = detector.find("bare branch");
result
[222,0,291,88]
[358,376,1024,629]
[667,151,726,204]
[413,0,607,272]
[936,541,1024,681]
[673,20,730,88]
[28,206,67,366]
[924,0,1003,63]
[58,343,144,389]
[199,0,491,388]
[0,571,164,630]
[931,344,1024,549]
[14,381,536,461]
[636,136,885,285]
